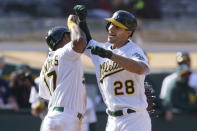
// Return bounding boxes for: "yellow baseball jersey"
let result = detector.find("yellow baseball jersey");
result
[39,42,86,114]
[84,40,150,112]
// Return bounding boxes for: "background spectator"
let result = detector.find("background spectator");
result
[162,65,197,121]
[9,64,32,108]
[0,55,18,111]
[160,52,197,121]
[160,52,197,101]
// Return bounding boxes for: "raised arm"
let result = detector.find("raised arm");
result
[74,5,92,43]
[67,14,87,53]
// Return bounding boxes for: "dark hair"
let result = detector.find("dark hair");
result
[18,71,34,84]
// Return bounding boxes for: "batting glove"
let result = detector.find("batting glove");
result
[88,46,113,59]
[74,5,87,21]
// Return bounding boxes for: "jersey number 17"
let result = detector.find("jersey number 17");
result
[44,70,57,95]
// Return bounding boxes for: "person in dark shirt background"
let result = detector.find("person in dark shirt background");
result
[0,55,18,110]
[9,64,32,108]
[162,65,197,121]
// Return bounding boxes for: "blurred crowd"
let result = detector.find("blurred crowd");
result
[0,55,18,110]
[0,0,162,19]
[59,0,162,19]
[0,55,33,110]
[0,54,48,112]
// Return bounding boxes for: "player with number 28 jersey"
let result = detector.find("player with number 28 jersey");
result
[84,40,149,112]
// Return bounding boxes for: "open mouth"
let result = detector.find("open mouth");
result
[108,34,116,37]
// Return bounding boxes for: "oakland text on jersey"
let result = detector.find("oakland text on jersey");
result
[42,55,59,75]
[100,60,124,83]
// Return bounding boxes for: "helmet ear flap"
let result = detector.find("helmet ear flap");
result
[106,22,111,31]
[45,35,56,51]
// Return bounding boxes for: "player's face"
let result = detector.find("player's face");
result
[107,23,131,45]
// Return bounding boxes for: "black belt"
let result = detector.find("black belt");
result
[53,106,83,120]
[107,109,136,117]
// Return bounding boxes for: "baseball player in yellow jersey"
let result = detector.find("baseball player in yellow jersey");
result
[39,15,87,131]
[74,5,151,131]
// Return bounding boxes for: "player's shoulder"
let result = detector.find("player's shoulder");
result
[125,41,145,58]
[163,72,177,83]
[48,50,56,58]
[119,40,142,54]
[58,41,72,52]
[129,40,143,51]
[52,41,75,57]
[165,72,177,80]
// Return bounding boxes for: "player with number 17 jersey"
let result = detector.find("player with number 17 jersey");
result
[39,42,86,114]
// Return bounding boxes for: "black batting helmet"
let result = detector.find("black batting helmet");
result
[176,52,191,66]
[45,26,70,51]
[105,10,137,37]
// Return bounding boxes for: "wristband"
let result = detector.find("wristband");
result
[67,21,77,30]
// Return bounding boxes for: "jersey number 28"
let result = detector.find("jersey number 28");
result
[114,80,135,96]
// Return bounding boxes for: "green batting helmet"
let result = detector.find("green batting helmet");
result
[105,10,137,36]
[45,26,70,51]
